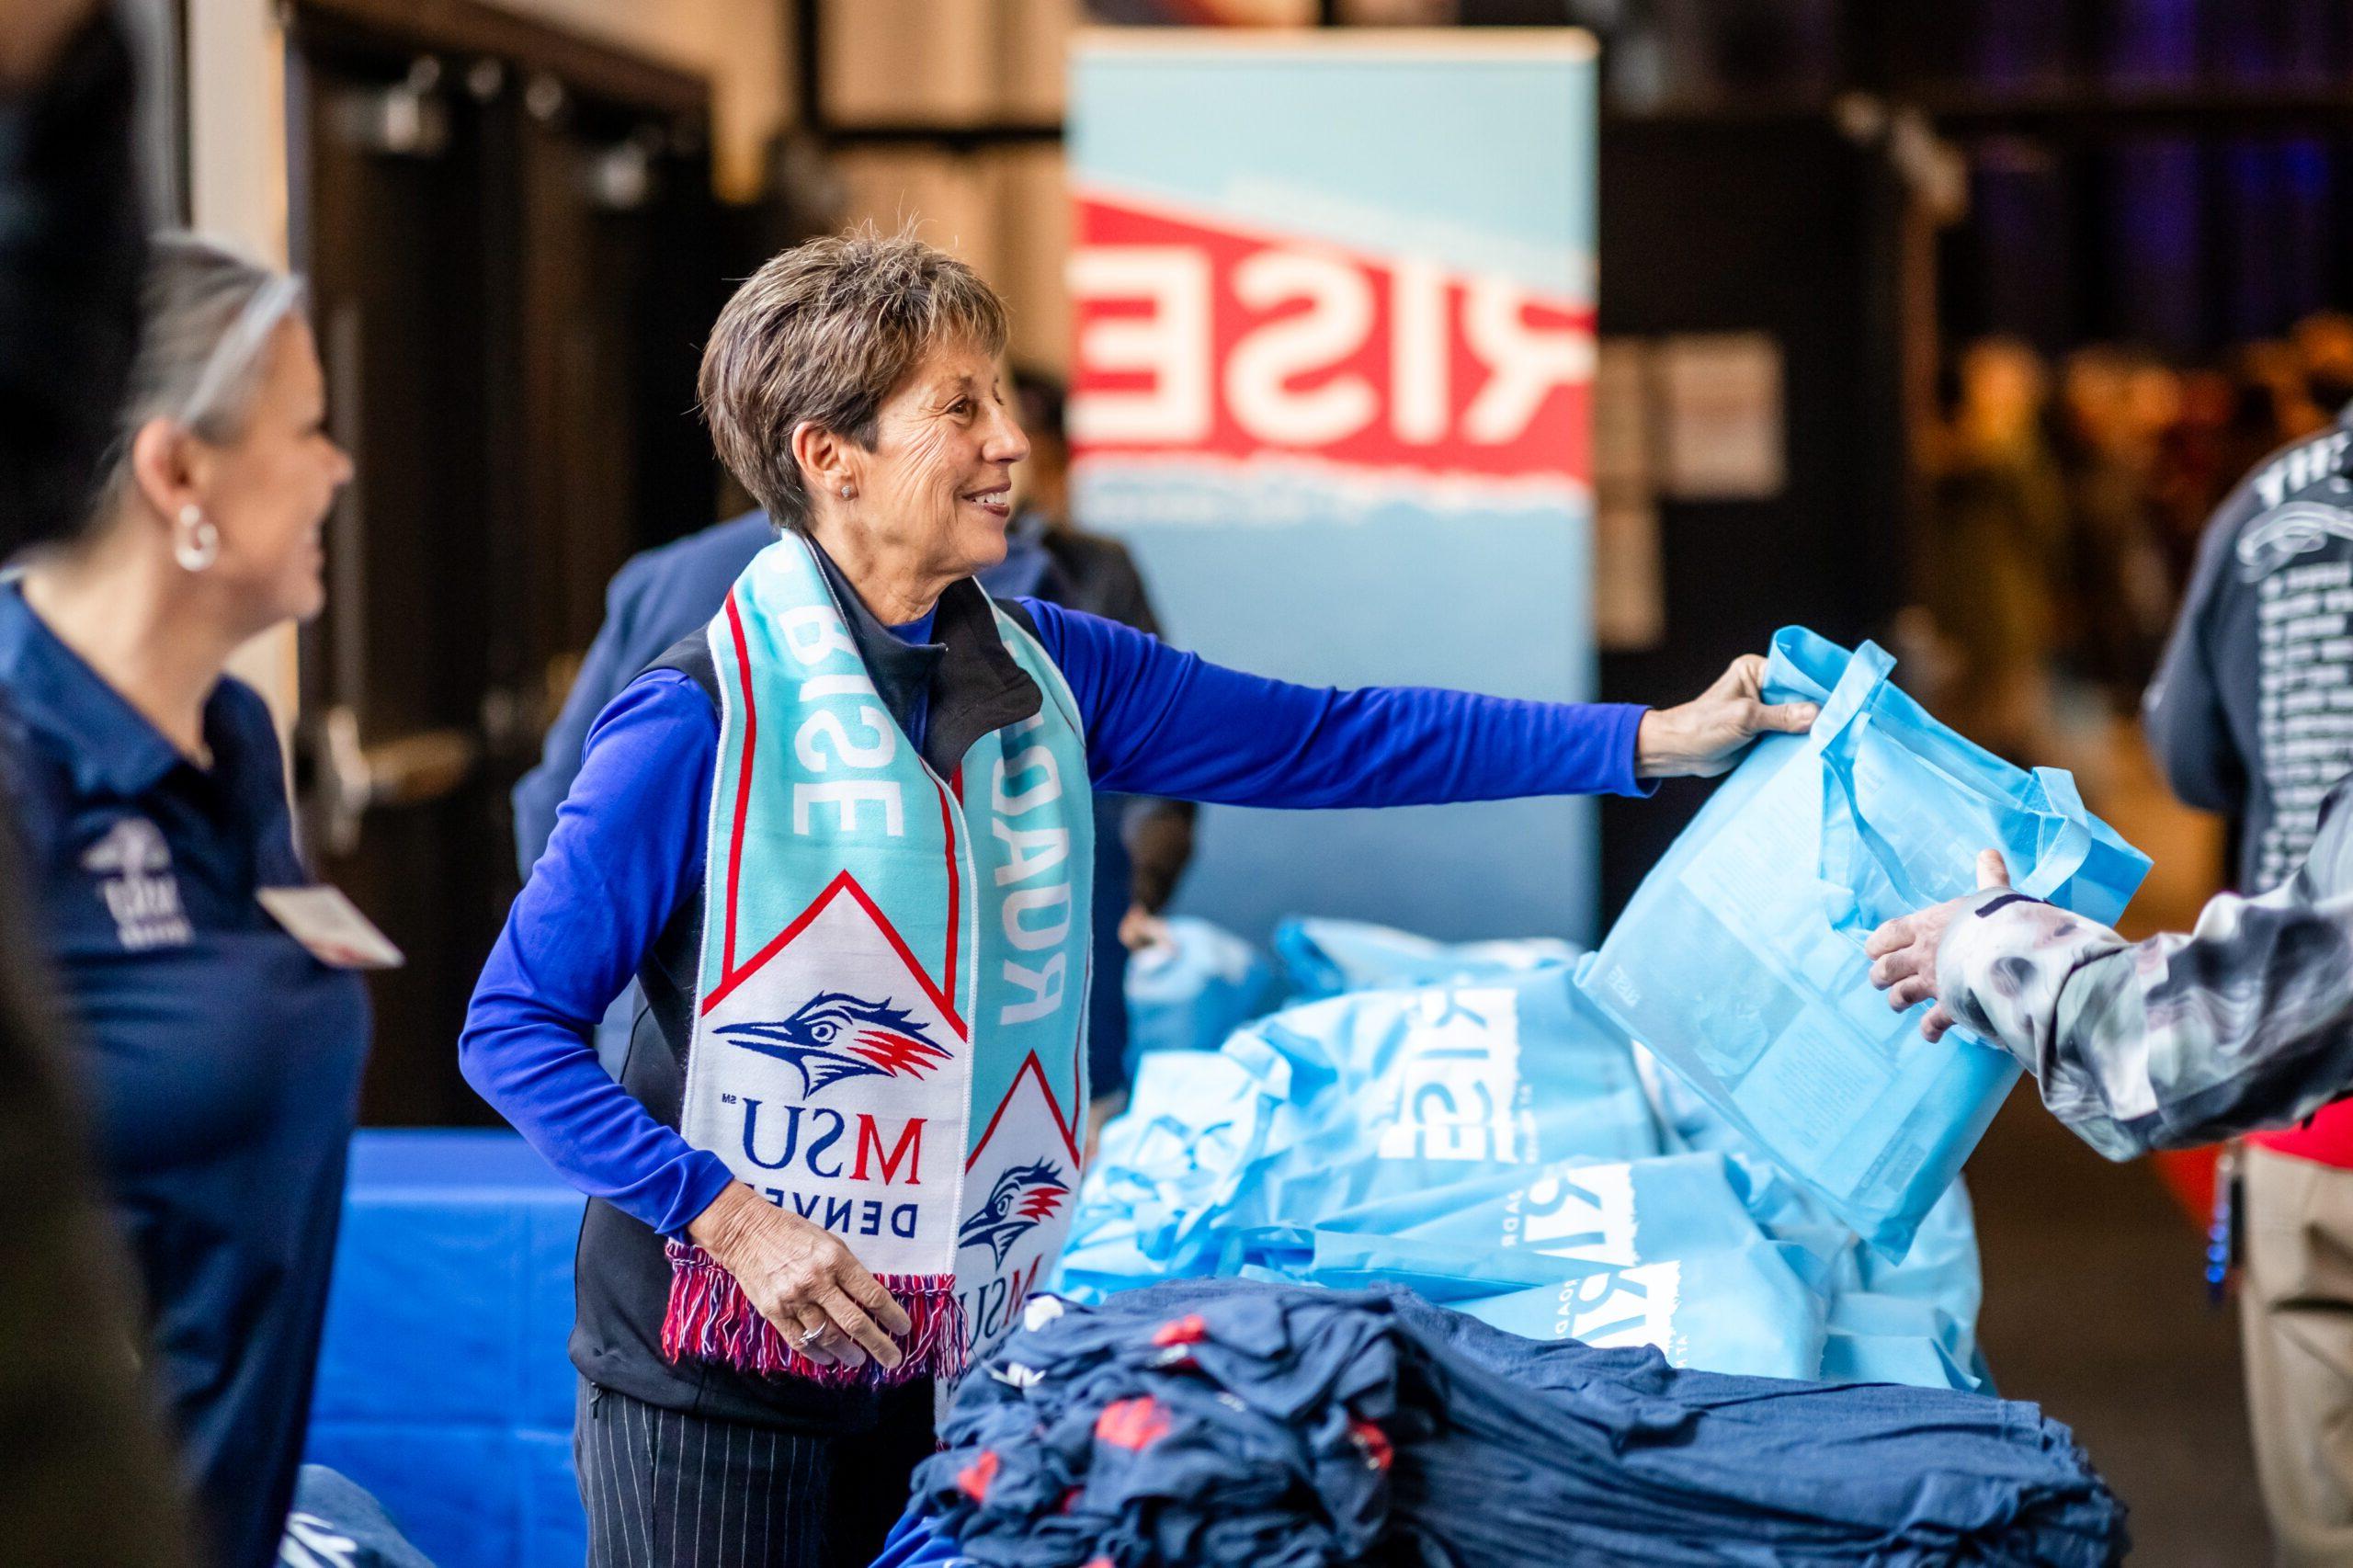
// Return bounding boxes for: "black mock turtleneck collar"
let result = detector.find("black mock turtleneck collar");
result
[805,538,1042,778]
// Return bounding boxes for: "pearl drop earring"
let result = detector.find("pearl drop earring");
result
[173,502,221,573]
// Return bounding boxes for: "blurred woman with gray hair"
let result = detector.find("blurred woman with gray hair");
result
[462,225,1809,1566]
[0,232,369,1568]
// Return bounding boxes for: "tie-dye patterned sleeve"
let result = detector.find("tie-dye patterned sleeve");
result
[1935,782,2353,1160]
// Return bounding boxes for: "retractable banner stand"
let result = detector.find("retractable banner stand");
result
[1068,31,1600,944]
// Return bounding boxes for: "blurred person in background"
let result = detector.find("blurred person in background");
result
[0,0,196,1562]
[461,227,1811,1568]
[510,505,777,1078]
[2239,337,2332,455]
[2140,355,2225,595]
[2166,364,2240,518]
[513,504,779,885]
[1924,336,2067,756]
[1,233,369,1568]
[2218,341,2325,520]
[2053,345,2175,710]
[2294,311,2353,415]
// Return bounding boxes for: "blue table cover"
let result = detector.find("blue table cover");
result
[305,1130,586,1568]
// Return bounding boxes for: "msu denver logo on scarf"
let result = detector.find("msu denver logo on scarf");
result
[958,1159,1070,1266]
[716,987,953,1246]
[717,993,953,1096]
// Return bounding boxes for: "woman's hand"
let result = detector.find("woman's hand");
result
[1864,849,2012,1041]
[686,1183,913,1371]
[1635,654,1821,778]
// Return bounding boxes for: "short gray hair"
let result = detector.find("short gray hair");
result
[90,233,308,521]
[699,224,1009,531]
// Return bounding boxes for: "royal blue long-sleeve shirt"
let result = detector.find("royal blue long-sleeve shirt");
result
[460,598,1650,1238]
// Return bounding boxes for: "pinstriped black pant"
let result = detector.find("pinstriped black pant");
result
[574,1379,935,1567]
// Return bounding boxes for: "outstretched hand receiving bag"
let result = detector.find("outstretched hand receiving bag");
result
[1578,626,2149,1256]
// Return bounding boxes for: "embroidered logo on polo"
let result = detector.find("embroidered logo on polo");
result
[958,1158,1071,1265]
[80,817,192,950]
[717,992,955,1096]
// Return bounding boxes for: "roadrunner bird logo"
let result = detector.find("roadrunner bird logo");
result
[717,992,954,1096]
[958,1160,1070,1265]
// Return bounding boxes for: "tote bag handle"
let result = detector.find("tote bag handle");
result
[1810,641,2095,934]
[2014,766,2095,901]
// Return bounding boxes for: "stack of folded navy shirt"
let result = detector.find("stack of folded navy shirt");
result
[904,1280,2125,1567]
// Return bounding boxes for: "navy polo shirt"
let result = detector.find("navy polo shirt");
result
[0,582,371,1568]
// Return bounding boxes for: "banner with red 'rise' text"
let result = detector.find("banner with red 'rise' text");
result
[1068,32,1600,943]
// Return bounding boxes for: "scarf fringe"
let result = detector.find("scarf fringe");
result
[662,1241,968,1388]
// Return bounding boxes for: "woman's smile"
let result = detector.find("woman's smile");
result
[961,483,1012,522]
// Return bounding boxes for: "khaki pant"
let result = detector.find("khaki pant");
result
[2243,1146,2353,1566]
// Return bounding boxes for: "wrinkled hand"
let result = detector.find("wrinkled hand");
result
[1863,850,2011,1041]
[1636,655,1821,778]
[1118,904,1168,953]
[686,1183,912,1371]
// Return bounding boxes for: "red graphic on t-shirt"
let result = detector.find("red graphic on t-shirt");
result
[1094,1394,1174,1452]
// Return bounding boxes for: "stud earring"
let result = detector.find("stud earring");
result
[839,483,854,499]
[173,502,221,574]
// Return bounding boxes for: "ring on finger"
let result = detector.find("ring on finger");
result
[798,1323,829,1348]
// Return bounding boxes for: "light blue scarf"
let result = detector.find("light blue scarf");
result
[663,533,1095,1387]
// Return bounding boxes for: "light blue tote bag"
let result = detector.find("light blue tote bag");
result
[1578,626,2149,1256]
[1123,915,1281,1070]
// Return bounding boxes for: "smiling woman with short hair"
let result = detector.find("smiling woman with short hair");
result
[460,224,1814,1568]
